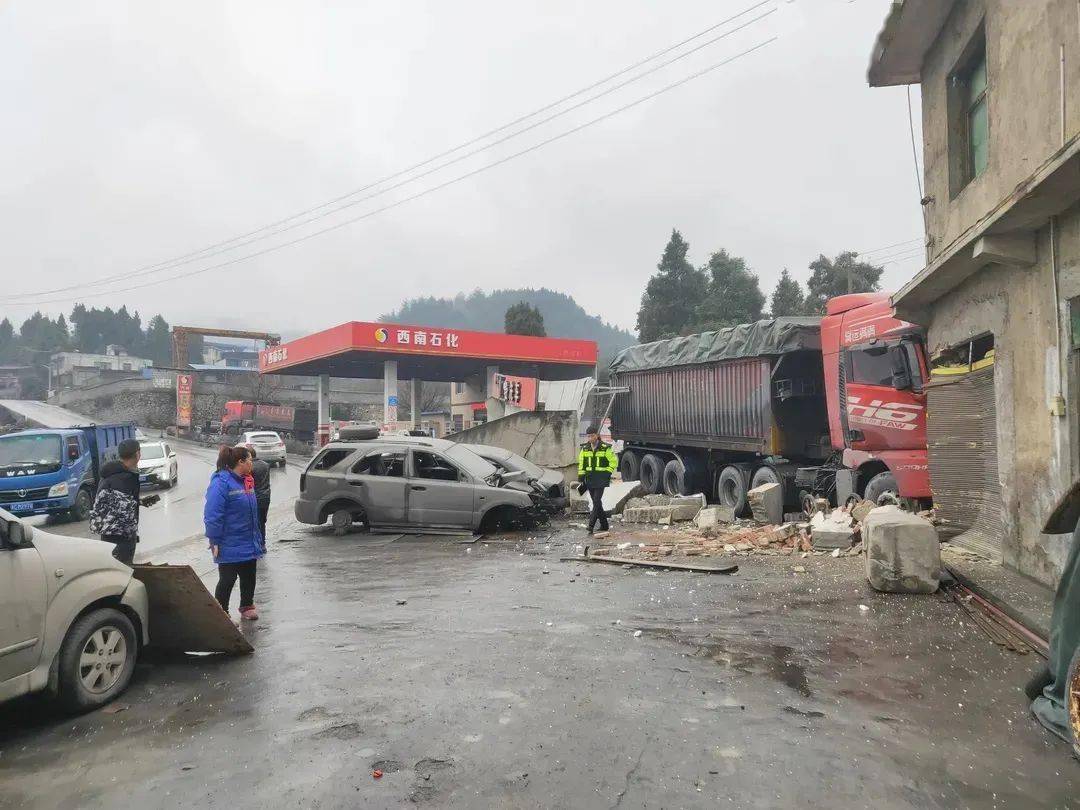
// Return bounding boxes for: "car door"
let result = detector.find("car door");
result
[406,450,475,529]
[345,449,407,525]
[0,525,47,683]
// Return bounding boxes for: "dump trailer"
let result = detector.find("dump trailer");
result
[221,401,318,440]
[610,293,931,514]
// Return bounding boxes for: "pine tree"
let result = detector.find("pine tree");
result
[636,229,708,342]
[504,302,546,337]
[769,268,806,317]
[804,251,884,314]
[692,249,766,331]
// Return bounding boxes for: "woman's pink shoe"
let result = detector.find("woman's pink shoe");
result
[240,606,259,621]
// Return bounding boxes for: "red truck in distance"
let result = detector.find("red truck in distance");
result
[220,401,317,440]
[609,292,930,514]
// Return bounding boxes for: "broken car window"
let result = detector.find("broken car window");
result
[412,450,461,482]
[351,450,406,477]
[311,448,352,471]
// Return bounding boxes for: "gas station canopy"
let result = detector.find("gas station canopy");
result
[259,321,598,382]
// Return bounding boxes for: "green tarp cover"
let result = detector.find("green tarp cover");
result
[609,318,822,374]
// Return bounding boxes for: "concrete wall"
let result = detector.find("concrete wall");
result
[447,410,581,475]
[920,0,1080,260]
[52,376,381,430]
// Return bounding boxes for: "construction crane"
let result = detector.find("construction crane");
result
[171,326,280,369]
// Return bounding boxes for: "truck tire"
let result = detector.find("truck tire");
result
[57,608,138,713]
[662,459,689,497]
[71,487,94,522]
[639,454,665,495]
[751,466,781,489]
[716,466,748,515]
[863,471,898,505]
[619,451,640,482]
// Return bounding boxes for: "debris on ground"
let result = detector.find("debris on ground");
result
[863,505,941,594]
[748,482,784,525]
[562,551,738,574]
[621,493,706,524]
[809,509,856,551]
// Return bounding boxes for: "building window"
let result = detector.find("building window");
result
[949,26,988,196]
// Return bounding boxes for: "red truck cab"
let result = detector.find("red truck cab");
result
[820,293,930,502]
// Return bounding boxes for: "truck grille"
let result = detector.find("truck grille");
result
[0,487,50,503]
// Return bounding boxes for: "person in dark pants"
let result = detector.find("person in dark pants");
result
[577,423,618,538]
[249,448,272,543]
[90,438,159,564]
[204,445,265,621]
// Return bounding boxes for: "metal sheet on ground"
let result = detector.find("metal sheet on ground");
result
[133,564,254,654]
[560,554,738,574]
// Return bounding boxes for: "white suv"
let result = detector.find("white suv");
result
[237,431,287,466]
[0,510,149,712]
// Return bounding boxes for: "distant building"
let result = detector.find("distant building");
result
[51,350,153,390]
[868,0,1080,586]
[0,365,35,399]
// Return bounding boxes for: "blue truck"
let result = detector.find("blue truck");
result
[0,424,137,521]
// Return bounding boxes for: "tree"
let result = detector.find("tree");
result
[0,318,17,363]
[143,315,172,366]
[504,301,546,337]
[691,249,766,331]
[636,229,708,342]
[804,251,884,314]
[769,268,806,317]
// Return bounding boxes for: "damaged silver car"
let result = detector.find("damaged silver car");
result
[464,444,568,515]
[295,435,553,534]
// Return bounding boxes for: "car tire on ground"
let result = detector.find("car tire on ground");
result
[619,451,640,482]
[863,471,898,505]
[716,466,748,515]
[662,458,688,497]
[639,454,665,495]
[70,487,94,522]
[330,508,354,536]
[57,608,138,713]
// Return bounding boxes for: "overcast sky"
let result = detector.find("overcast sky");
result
[1,0,924,336]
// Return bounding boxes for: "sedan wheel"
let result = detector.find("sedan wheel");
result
[79,628,128,694]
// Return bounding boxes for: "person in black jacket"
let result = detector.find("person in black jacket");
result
[249,448,272,543]
[92,438,158,564]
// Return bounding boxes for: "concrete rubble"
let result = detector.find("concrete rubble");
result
[569,479,643,516]
[809,509,856,550]
[863,505,941,594]
[621,493,706,524]
[747,482,784,525]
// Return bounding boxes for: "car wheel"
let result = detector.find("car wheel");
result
[863,471,898,505]
[639,454,665,495]
[57,608,138,713]
[71,487,94,522]
[330,508,353,536]
[618,451,640,482]
[716,466,748,515]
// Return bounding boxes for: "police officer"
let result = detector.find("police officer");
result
[577,422,618,537]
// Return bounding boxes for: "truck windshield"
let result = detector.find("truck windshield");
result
[0,434,63,470]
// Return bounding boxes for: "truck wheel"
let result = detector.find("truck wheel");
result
[751,466,781,489]
[863,472,898,505]
[71,487,94,522]
[57,608,138,713]
[716,466,748,515]
[639,454,665,495]
[619,451,640,482]
[662,459,688,497]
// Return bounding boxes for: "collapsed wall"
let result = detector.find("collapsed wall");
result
[447,410,580,477]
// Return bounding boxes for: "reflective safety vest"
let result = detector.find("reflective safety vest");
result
[578,441,617,485]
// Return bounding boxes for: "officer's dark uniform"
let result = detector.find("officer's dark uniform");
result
[577,436,618,534]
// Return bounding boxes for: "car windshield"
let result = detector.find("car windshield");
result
[250,433,280,442]
[140,444,165,460]
[442,444,498,479]
[0,434,63,468]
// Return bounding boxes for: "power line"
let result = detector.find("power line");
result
[855,237,921,257]
[9,37,778,308]
[8,1,775,301]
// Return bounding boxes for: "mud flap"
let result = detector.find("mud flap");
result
[132,564,254,655]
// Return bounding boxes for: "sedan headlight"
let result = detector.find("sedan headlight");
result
[48,482,69,498]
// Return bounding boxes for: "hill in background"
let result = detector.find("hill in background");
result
[381,288,636,373]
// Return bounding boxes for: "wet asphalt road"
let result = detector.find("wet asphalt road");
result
[1,516,1077,809]
[28,440,302,558]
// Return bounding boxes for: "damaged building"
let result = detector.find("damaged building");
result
[868,0,1080,585]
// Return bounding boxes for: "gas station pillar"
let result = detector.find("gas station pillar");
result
[384,360,398,427]
[317,374,331,426]
[485,364,503,421]
[410,378,421,429]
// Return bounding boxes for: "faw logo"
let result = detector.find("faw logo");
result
[3,469,36,477]
[848,396,923,431]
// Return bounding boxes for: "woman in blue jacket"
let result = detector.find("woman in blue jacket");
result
[204,445,266,620]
